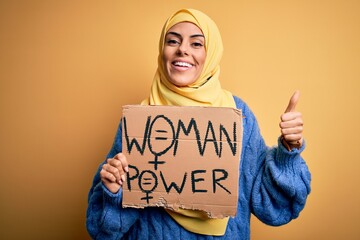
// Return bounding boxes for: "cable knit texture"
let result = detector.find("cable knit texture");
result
[86,96,311,239]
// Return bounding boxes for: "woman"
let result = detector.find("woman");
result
[86,9,311,239]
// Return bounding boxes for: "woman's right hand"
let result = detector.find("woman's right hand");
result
[100,153,129,193]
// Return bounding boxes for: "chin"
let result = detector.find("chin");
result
[169,77,196,87]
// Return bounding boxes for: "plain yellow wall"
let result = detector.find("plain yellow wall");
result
[1,0,359,239]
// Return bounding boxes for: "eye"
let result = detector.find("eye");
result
[166,39,180,46]
[191,42,204,48]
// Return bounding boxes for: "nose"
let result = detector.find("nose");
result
[177,42,189,56]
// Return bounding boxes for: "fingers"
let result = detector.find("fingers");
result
[280,125,303,135]
[100,153,129,186]
[283,134,303,144]
[101,162,123,184]
[284,90,300,113]
[280,120,303,142]
[281,91,304,149]
[280,112,303,127]
[114,153,129,173]
[281,111,302,121]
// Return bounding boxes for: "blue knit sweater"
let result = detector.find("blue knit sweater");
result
[86,96,311,240]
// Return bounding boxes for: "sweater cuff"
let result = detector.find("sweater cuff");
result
[276,137,306,167]
[102,183,123,206]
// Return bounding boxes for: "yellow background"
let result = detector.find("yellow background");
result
[1,0,359,239]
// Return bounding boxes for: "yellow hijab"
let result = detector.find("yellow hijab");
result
[141,9,235,108]
[141,9,235,236]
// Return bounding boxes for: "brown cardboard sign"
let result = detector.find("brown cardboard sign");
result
[121,105,243,218]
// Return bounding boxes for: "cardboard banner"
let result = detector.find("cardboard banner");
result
[121,105,243,218]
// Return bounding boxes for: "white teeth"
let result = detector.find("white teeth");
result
[174,62,192,67]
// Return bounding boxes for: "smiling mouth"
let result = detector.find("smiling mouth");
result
[172,61,193,68]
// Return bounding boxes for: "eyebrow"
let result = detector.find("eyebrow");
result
[166,32,205,39]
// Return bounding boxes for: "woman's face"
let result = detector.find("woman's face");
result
[163,22,206,87]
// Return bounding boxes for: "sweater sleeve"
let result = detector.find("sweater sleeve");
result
[86,121,140,239]
[234,96,311,226]
[251,134,311,226]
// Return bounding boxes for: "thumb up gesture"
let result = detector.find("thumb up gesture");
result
[279,90,304,150]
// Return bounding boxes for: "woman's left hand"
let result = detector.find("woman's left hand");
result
[279,90,304,150]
